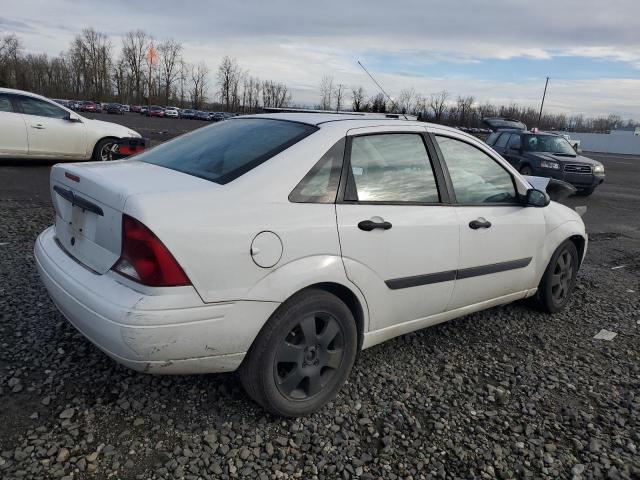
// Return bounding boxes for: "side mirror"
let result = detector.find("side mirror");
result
[524,188,550,207]
[66,113,82,123]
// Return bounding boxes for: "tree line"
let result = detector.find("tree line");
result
[317,75,637,133]
[0,30,291,112]
[1,29,635,132]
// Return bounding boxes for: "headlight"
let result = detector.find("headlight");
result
[593,165,604,173]
[540,160,560,170]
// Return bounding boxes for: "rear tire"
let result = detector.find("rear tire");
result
[92,138,117,161]
[240,289,358,417]
[530,240,579,313]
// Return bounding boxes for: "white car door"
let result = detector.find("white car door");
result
[16,95,86,158]
[432,132,546,309]
[336,127,460,332]
[0,94,29,157]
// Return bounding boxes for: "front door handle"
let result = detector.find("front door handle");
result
[469,218,492,229]
[358,220,392,231]
[31,124,45,129]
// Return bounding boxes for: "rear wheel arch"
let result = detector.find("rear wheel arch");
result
[302,282,365,352]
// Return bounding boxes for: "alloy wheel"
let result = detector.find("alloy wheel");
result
[274,313,345,400]
[551,250,573,303]
[100,142,116,161]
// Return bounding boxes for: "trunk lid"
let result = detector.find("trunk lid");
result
[50,160,213,274]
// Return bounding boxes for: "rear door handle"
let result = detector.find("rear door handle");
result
[31,124,45,129]
[469,218,492,229]
[358,220,392,231]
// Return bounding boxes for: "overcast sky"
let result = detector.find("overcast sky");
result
[2,0,639,119]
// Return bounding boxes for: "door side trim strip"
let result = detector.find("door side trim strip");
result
[384,257,532,290]
[386,270,457,290]
[456,257,532,280]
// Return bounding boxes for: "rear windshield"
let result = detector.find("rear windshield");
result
[138,118,317,184]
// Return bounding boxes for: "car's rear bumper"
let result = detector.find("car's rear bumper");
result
[35,226,279,374]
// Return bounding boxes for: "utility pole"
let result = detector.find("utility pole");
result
[537,76,549,127]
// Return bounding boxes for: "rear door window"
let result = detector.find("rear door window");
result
[486,132,500,145]
[507,134,521,149]
[139,118,317,184]
[0,94,14,112]
[345,133,440,203]
[494,133,510,149]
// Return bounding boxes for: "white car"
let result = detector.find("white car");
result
[164,107,179,118]
[35,113,587,416]
[0,88,141,161]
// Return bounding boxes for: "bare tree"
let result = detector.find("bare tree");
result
[262,80,291,108]
[178,58,188,107]
[121,30,150,104]
[397,87,416,114]
[369,93,387,113]
[351,86,366,112]
[319,75,334,110]
[242,75,261,112]
[0,33,22,87]
[334,83,346,111]
[216,56,242,111]
[158,39,182,105]
[429,90,449,123]
[190,62,208,109]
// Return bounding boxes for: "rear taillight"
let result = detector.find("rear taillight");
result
[113,215,191,287]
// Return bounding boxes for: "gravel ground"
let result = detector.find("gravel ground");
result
[1,151,639,479]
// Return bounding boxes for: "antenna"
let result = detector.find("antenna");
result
[357,60,403,117]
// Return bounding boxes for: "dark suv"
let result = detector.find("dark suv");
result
[486,129,605,196]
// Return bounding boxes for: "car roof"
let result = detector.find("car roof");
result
[240,112,459,132]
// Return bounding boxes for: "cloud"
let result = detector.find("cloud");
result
[2,0,639,118]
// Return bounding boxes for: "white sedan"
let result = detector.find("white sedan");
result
[35,113,587,416]
[0,88,141,161]
[164,107,180,118]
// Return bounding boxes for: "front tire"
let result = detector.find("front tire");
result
[531,240,579,313]
[92,138,117,161]
[575,187,594,196]
[240,289,358,417]
[520,165,533,176]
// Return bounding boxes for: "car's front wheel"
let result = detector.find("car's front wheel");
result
[520,165,533,176]
[531,240,579,313]
[240,289,358,417]
[575,187,594,196]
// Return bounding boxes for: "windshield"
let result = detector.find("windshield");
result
[139,118,317,184]
[522,134,576,155]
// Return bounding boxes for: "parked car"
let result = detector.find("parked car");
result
[122,104,131,113]
[105,103,125,115]
[0,88,141,161]
[80,101,97,113]
[34,112,587,416]
[164,107,179,118]
[140,106,148,115]
[146,105,165,117]
[131,105,142,113]
[486,129,604,196]
[94,102,104,113]
[195,110,211,121]
[181,109,196,119]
